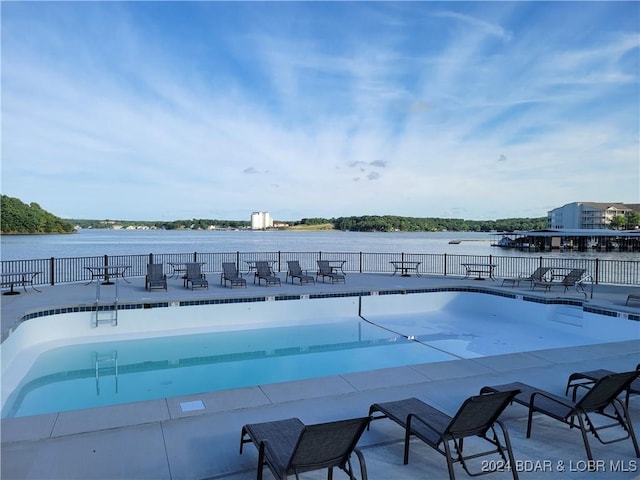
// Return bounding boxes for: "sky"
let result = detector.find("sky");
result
[1,2,639,222]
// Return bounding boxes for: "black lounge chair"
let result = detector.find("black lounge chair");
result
[501,266,551,288]
[286,260,315,284]
[185,262,208,289]
[221,262,247,288]
[240,416,369,480]
[254,261,280,286]
[317,260,346,283]
[481,370,640,461]
[145,263,167,291]
[565,364,640,409]
[368,390,520,480]
[531,268,586,293]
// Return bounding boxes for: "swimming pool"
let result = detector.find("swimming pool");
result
[2,291,637,418]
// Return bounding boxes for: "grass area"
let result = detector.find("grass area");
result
[288,223,335,231]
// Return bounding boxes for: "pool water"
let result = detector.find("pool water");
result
[2,291,637,418]
[3,318,458,418]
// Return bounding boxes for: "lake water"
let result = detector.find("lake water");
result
[1,228,636,261]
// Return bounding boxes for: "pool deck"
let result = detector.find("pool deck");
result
[1,273,639,480]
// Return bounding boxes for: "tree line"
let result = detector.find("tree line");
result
[295,216,548,232]
[0,195,75,234]
[0,194,586,235]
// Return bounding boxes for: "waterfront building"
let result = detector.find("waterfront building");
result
[250,211,273,230]
[548,202,640,229]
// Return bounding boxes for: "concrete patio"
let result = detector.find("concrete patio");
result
[1,272,639,479]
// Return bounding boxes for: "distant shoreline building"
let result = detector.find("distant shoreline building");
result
[547,202,640,229]
[250,211,273,230]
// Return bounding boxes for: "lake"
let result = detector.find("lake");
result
[1,228,635,261]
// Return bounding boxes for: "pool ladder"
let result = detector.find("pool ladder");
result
[93,275,119,327]
[94,351,119,396]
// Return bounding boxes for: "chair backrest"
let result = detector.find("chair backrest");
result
[530,267,551,281]
[576,371,640,412]
[255,261,272,277]
[222,262,238,278]
[317,260,331,274]
[288,417,369,474]
[186,263,202,278]
[561,269,586,286]
[288,261,303,276]
[147,263,163,278]
[445,390,519,439]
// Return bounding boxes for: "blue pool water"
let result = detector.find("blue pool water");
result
[3,318,457,418]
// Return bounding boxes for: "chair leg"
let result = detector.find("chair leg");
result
[619,400,640,458]
[442,440,457,480]
[403,423,412,465]
[353,449,368,480]
[496,420,520,480]
[526,406,534,438]
[575,414,594,461]
[257,442,265,480]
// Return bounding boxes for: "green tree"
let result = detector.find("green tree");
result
[0,196,75,234]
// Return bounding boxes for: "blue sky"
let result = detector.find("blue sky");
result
[2,2,638,221]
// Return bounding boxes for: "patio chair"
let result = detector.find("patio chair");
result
[368,390,520,480]
[480,370,640,461]
[565,364,640,409]
[255,261,280,286]
[501,266,551,288]
[626,294,640,306]
[286,260,315,284]
[531,268,586,293]
[145,263,167,291]
[221,262,247,288]
[317,260,346,283]
[240,416,369,480]
[185,262,208,289]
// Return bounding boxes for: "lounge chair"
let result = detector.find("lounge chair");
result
[481,370,640,461]
[145,263,167,291]
[240,416,369,480]
[286,260,315,284]
[626,294,640,306]
[565,364,640,409]
[185,262,208,289]
[501,266,551,288]
[531,268,586,293]
[368,390,520,480]
[316,260,346,283]
[254,261,280,286]
[221,262,246,288]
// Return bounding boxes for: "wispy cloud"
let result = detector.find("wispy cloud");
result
[1,2,638,220]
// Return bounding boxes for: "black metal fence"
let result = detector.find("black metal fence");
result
[2,252,639,286]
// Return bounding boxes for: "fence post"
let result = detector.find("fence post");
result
[359,252,363,273]
[50,257,55,285]
[193,252,197,262]
[277,251,281,272]
[103,254,109,283]
[444,253,447,276]
[236,251,240,269]
[594,258,599,284]
[149,253,154,264]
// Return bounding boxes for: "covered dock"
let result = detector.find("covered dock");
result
[492,228,640,252]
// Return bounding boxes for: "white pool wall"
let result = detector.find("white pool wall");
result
[361,292,639,342]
